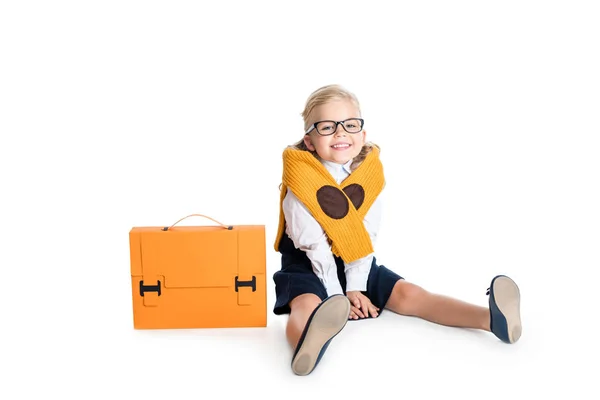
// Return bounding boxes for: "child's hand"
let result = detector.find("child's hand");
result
[346,291,380,319]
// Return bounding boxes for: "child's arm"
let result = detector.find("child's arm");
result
[344,194,383,292]
[283,190,344,296]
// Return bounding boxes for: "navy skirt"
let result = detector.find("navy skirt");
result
[272,233,404,315]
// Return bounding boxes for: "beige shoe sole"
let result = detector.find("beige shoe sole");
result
[493,276,522,343]
[292,296,351,376]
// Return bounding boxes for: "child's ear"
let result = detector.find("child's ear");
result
[304,135,315,151]
[361,129,367,144]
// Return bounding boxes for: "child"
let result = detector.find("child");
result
[272,84,522,376]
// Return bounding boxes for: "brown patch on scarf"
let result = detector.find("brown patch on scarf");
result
[316,185,349,219]
[343,183,365,210]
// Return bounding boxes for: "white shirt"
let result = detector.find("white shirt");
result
[282,157,382,296]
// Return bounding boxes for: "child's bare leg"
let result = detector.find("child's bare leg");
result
[286,293,322,349]
[385,280,490,331]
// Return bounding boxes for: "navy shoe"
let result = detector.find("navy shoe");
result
[291,294,351,376]
[487,275,522,344]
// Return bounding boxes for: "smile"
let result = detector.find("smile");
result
[331,143,351,149]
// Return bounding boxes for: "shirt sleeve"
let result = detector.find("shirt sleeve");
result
[282,190,344,296]
[344,192,383,292]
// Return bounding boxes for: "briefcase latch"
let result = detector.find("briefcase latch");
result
[140,279,161,307]
[235,276,256,306]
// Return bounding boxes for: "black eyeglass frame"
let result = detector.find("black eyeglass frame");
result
[304,118,365,136]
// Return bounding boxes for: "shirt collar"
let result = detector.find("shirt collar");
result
[320,158,353,176]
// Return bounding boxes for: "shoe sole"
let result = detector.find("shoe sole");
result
[291,296,351,376]
[493,276,522,343]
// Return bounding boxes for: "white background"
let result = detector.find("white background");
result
[1,1,599,398]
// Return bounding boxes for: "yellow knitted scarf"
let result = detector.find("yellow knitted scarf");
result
[274,146,385,263]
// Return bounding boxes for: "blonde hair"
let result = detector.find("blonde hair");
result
[290,84,379,171]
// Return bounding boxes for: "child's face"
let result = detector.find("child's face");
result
[303,99,366,164]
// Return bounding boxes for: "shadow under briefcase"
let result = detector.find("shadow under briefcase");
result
[129,214,267,329]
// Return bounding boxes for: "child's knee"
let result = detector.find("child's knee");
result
[393,280,427,305]
[290,293,322,311]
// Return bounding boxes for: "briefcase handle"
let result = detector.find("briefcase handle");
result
[162,214,233,231]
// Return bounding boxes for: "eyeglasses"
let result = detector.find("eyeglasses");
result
[305,118,364,136]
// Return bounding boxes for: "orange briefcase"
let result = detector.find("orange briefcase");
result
[129,214,267,329]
